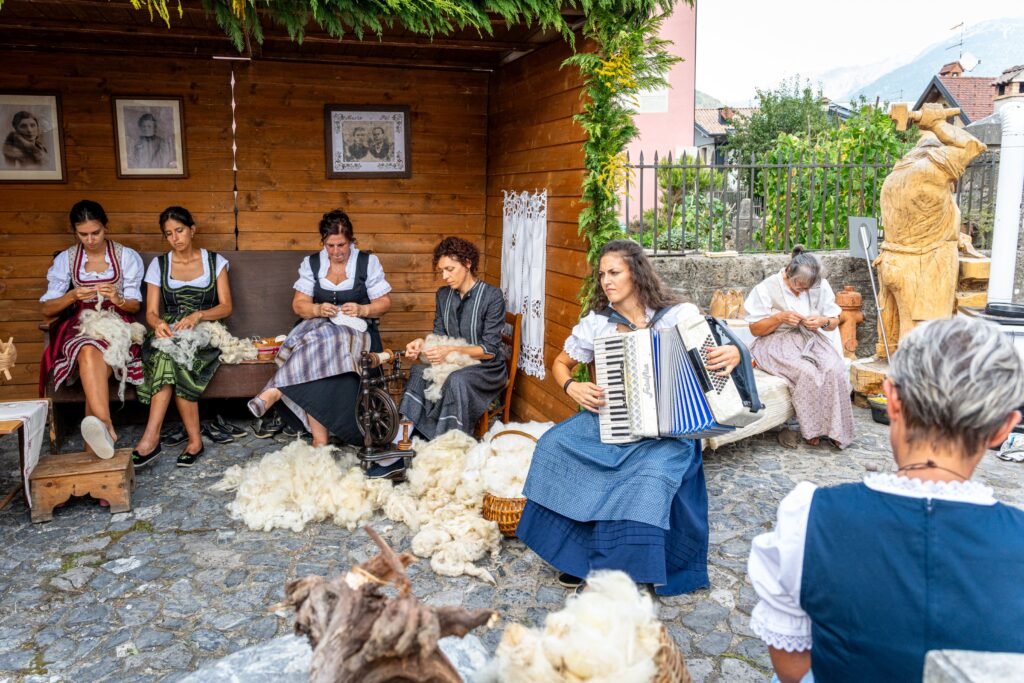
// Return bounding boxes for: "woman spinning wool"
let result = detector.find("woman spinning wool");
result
[744,246,853,448]
[517,239,740,594]
[388,237,507,480]
[247,209,392,447]
[748,317,1024,683]
[39,200,144,459]
[132,207,234,469]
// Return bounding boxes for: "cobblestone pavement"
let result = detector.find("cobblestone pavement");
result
[2,407,1023,682]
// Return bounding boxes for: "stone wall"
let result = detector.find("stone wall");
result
[652,252,879,357]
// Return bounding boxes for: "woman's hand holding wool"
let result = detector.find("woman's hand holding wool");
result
[776,311,804,326]
[340,302,364,317]
[405,338,424,361]
[423,345,453,364]
[173,311,203,332]
[155,320,174,339]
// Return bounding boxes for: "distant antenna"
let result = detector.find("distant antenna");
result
[947,21,965,60]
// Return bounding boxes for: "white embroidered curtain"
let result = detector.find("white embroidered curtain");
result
[501,190,547,379]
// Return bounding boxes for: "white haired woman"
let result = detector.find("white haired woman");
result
[744,246,853,448]
[747,317,1024,683]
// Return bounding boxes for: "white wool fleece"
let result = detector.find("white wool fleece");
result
[151,320,256,366]
[421,333,480,401]
[486,570,663,683]
[77,309,147,401]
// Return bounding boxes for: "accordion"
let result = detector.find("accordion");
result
[594,315,764,443]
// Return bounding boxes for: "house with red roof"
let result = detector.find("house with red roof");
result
[913,61,996,126]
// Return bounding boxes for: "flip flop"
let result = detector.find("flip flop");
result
[81,416,115,459]
[247,396,268,418]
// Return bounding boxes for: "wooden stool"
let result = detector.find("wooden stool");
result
[29,448,135,523]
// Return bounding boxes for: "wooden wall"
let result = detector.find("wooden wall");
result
[0,52,236,400]
[484,38,588,424]
[0,51,488,400]
[231,61,488,348]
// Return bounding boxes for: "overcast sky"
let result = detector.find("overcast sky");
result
[695,0,1023,105]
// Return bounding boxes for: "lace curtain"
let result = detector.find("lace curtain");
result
[501,190,547,379]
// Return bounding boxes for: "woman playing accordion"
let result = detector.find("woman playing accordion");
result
[517,239,740,594]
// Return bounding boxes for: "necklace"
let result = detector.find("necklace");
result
[896,460,967,481]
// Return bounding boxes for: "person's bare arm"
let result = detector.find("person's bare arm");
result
[768,648,811,683]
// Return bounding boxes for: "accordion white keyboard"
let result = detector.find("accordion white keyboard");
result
[594,335,638,444]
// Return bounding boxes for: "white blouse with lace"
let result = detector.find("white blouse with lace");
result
[292,247,391,300]
[746,474,997,652]
[40,247,144,303]
[144,249,229,290]
[563,303,700,364]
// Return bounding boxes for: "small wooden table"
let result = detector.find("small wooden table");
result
[29,448,135,523]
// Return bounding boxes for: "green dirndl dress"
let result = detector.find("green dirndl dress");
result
[137,250,223,404]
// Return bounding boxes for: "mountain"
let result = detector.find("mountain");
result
[846,17,1024,104]
[695,90,725,108]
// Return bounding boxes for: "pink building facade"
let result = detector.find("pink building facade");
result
[622,5,697,226]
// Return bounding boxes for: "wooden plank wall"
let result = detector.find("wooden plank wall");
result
[0,51,488,401]
[0,52,236,400]
[484,38,589,424]
[232,61,488,348]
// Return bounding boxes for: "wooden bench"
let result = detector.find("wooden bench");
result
[42,251,300,444]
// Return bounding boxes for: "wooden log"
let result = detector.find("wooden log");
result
[850,357,889,398]
[282,527,494,683]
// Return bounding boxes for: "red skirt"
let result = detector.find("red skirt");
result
[38,301,143,396]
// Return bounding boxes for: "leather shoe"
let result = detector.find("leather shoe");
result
[132,444,162,469]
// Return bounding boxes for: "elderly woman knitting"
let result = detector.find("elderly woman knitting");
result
[748,317,1024,683]
[744,246,853,448]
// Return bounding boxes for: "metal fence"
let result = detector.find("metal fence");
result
[620,149,1000,254]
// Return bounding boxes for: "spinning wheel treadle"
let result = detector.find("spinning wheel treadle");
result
[356,349,416,474]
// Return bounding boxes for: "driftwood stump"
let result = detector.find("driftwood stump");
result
[281,527,495,683]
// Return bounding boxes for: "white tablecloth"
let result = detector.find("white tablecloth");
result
[0,399,49,508]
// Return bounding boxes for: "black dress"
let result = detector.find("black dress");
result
[276,251,381,444]
[399,281,507,439]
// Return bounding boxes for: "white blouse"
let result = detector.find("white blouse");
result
[743,277,843,357]
[144,249,229,290]
[292,247,391,300]
[40,247,144,303]
[747,475,997,653]
[564,303,700,364]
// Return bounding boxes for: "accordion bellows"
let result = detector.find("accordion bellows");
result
[595,315,764,443]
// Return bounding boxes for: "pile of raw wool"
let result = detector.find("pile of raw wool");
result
[476,570,665,683]
[151,320,257,365]
[210,440,392,532]
[421,334,479,400]
[77,309,146,400]
[212,420,551,582]
[460,423,545,499]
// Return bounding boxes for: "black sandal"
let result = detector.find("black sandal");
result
[176,444,205,468]
[557,572,585,588]
[132,444,162,469]
[160,424,188,447]
[214,414,248,438]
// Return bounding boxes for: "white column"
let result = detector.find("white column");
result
[988,97,1024,304]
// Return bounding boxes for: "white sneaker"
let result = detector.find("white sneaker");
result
[81,416,115,459]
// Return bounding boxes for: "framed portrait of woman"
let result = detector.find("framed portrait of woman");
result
[0,92,66,183]
[112,96,188,179]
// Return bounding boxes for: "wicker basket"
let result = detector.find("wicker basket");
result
[654,624,692,683]
[480,429,537,538]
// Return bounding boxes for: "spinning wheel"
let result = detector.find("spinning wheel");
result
[356,349,416,474]
[356,387,399,445]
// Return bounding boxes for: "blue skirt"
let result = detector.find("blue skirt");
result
[517,412,710,596]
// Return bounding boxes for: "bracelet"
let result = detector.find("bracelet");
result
[562,378,575,394]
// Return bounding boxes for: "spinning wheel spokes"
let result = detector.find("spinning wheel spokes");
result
[357,386,399,446]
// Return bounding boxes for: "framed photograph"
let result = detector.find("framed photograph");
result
[112,96,187,178]
[0,93,65,183]
[325,104,411,179]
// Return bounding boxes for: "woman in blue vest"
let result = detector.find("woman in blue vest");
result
[247,209,392,447]
[517,239,741,594]
[748,316,1024,683]
[744,246,853,448]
